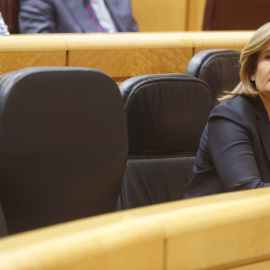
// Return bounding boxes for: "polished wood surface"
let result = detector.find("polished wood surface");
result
[131,0,206,31]
[189,31,254,53]
[62,33,193,83]
[0,51,66,75]
[187,0,206,31]
[1,188,270,269]
[0,32,253,83]
[131,0,187,31]
[0,35,67,51]
[0,36,67,74]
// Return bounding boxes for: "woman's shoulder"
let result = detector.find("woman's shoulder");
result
[210,95,256,123]
[217,95,253,109]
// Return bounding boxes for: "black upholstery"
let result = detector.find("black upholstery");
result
[118,74,212,209]
[186,49,241,106]
[0,67,128,236]
[203,0,270,30]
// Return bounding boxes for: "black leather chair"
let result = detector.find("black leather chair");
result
[0,67,128,236]
[186,49,241,106]
[203,0,270,30]
[118,74,212,209]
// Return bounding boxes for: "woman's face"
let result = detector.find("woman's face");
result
[252,42,270,98]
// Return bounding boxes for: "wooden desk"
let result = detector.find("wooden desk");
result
[0,35,67,75]
[0,32,254,84]
[62,33,193,83]
[1,188,270,269]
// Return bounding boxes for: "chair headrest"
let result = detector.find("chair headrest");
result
[120,74,212,155]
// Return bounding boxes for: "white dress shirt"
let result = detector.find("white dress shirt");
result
[91,0,117,33]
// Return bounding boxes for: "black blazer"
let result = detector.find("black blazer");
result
[185,95,270,198]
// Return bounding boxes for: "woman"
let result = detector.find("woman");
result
[185,22,270,198]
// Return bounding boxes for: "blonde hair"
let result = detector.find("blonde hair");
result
[218,22,270,102]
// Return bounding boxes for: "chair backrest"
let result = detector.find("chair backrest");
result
[186,49,241,106]
[0,0,20,33]
[118,74,212,209]
[0,67,128,236]
[203,0,270,30]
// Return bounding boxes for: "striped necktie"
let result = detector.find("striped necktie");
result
[82,0,108,33]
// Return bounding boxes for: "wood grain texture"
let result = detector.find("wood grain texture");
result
[68,48,192,81]
[187,0,207,31]
[0,35,67,51]
[230,260,270,270]
[0,32,255,82]
[61,33,193,50]
[0,35,67,76]
[131,0,187,31]
[0,51,66,75]
[2,188,270,269]
[190,31,254,53]
[64,33,193,82]
[0,213,164,270]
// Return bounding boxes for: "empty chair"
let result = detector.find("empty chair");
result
[186,49,241,106]
[0,0,19,33]
[203,0,270,30]
[118,74,212,209]
[0,67,128,236]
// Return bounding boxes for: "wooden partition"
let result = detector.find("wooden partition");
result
[62,33,193,83]
[131,0,207,31]
[187,0,207,31]
[0,32,254,84]
[131,0,188,32]
[189,31,254,53]
[61,32,253,83]
[1,188,270,269]
[0,36,67,75]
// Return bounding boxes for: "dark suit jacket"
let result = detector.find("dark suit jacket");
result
[185,95,270,198]
[19,0,138,33]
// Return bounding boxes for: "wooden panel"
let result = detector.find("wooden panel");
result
[131,0,187,31]
[0,35,67,75]
[187,0,206,31]
[0,51,66,75]
[0,211,165,270]
[190,31,254,54]
[231,260,270,269]
[161,188,270,270]
[0,32,258,82]
[69,48,191,83]
[2,188,270,269]
[64,33,193,83]
[61,33,193,50]
[0,35,67,51]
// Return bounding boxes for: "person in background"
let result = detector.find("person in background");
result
[19,0,138,33]
[185,22,270,199]
[0,12,9,35]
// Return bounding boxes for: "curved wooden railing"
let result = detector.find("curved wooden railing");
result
[1,187,270,269]
[0,32,253,83]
